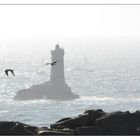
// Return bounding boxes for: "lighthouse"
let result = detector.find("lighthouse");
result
[14,44,79,100]
[48,44,79,100]
[50,44,65,84]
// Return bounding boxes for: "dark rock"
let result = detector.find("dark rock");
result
[84,109,106,125]
[136,127,140,133]
[61,128,75,135]
[2,109,140,136]
[75,126,116,135]
[37,127,49,132]
[56,117,72,123]
[135,111,140,115]
[0,121,37,135]
[38,130,67,135]
[51,109,106,129]
[51,114,89,129]
[96,111,140,135]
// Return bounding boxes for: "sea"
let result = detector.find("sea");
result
[0,45,140,127]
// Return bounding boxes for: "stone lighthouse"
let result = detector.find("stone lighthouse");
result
[14,44,79,100]
[48,44,79,100]
[50,44,65,84]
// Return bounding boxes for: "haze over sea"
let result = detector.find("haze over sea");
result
[0,41,140,127]
[0,4,140,127]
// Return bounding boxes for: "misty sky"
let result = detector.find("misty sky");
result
[0,5,140,59]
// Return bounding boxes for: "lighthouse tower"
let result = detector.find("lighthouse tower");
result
[48,44,79,99]
[50,44,65,84]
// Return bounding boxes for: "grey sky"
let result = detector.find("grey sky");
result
[0,5,140,59]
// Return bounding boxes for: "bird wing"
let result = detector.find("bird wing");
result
[5,70,9,76]
[11,71,15,76]
[52,61,57,64]
[45,63,51,65]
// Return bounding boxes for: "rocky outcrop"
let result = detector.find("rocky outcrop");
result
[51,109,106,129]
[50,109,140,135]
[1,109,140,135]
[0,121,38,135]
[0,121,68,135]
[96,111,140,135]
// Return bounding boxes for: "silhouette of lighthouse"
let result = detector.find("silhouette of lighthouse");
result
[14,44,79,100]
[48,44,79,100]
[50,44,65,83]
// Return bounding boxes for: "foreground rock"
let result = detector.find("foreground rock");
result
[96,111,140,135]
[0,121,68,136]
[0,121,37,135]
[1,109,140,135]
[51,109,140,135]
[51,109,106,129]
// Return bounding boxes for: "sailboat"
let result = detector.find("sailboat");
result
[73,56,94,72]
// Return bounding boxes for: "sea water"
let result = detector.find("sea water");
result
[0,46,140,127]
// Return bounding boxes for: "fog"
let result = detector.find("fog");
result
[0,5,140,62]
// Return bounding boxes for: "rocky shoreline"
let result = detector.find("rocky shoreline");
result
[1,109,140,135]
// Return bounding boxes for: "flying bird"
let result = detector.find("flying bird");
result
[5,69,15,76]
[46,61,57,66]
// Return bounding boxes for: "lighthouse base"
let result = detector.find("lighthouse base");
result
[14,81,79,101]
